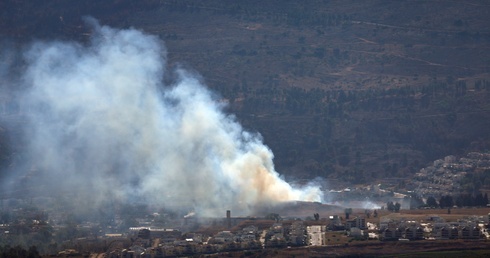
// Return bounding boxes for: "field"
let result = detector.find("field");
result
[290,205,490,223]
[366,207,489,224]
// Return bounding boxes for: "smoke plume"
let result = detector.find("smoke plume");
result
[6,19,322,216]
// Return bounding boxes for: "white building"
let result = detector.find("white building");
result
[307,225,326,246]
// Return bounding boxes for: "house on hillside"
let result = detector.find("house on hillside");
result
[405,226,424,240]
[288,221,306,246]
[307,225,326,246]
[460,226,481,239]
[345,217,366,230]
[381,227,403,241]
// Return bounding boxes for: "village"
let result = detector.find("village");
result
[409,152,490,198]
[34,206,490,257]
[1,151,490,256]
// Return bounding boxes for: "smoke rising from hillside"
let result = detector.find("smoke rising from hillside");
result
[9,19,322,216]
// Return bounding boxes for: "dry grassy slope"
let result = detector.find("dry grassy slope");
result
[1,0,490,183]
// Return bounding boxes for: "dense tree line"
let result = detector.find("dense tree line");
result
[421,193,488,209]
[239,79,490,118]
[0,245,40,258]
[386,201,401,212]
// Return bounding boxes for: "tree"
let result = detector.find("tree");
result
[314,213,320,221]
[27,246,40,258]
[0,245,40,258]
[410,195,424,209]
[475,192,488,207]
[0,211,11,224]
[439,195,453,208]
[426,196,438,208]
[265,213,281,222]
[344,208,352,219]
[394,202,401,212]
[387,201,395,212]
[365,210,371,218]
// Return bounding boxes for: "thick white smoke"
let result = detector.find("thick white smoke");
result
[14,20,322,216]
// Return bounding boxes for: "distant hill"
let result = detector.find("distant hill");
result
[1,0,490,183]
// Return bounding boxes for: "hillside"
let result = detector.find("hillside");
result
[1,0,490,183]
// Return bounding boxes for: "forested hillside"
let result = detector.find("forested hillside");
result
[1,0,489,182]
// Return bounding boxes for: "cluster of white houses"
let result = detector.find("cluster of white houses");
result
[104,214,371,256]
[95,211,490,257]
[379,215,488,241]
